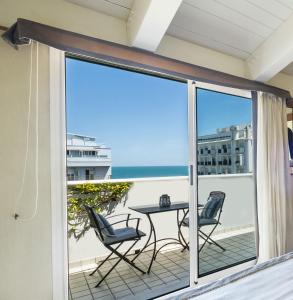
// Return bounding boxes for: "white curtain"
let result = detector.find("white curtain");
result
[257,91,290,263]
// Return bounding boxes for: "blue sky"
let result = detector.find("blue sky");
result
[66,58,252,166]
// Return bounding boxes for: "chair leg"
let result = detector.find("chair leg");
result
[89,243,122,276]
[199,228,225,252]
[198,232,212,245]
[95,239,144,287]
[95,253,124,287]
[203,233,225,251]
[110,242,146,275]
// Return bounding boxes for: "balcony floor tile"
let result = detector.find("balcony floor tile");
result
[69,231,256,300]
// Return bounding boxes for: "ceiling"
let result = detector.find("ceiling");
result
[67,0,134,20]
[66,0,293,75]
[167,0,293,59]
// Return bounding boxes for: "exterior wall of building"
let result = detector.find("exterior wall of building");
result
[66,134,112,180]
[197,124,253,175]
[67,166,111,181]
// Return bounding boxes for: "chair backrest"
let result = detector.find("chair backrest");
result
[200,191,225,220]
[84,205,115,241]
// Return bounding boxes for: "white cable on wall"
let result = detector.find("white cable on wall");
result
[13,41,39,221]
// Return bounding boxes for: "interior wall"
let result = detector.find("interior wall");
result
[0,39,52,300]
[157,35,246,78]
[1,2,293,299]
[0,0,127,45]
[268,72,293,96]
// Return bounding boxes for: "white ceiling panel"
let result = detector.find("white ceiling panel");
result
[183,0,272,38]
[67,0,134,20]
[216,0,283,29]
[167,0,293,59]
[246,0,293,20]
[167,24,250,59]
[278,0,293,10]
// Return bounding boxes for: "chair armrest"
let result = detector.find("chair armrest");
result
[105,217,141,230]
[106,213,131,220]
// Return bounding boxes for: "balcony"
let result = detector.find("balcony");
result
[68,174,256,300]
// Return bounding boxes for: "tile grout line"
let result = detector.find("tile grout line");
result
[83,271,95,300]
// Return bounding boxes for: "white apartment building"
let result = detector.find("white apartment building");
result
[67,133,112,181]
[197,124,253,175]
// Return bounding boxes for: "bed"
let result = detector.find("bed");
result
[167,252,293,300]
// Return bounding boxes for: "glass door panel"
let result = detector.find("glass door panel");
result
[66,57,190,300]
[195,85,257,277]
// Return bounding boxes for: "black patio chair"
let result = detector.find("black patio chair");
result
[83,205,146,287]
[182,191,226,252]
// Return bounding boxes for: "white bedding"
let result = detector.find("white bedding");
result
[168,252,293,300]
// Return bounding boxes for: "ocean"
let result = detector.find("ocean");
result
[111,166,188,179]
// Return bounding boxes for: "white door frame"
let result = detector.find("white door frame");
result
[49,53,257,300]
[188,80,198,286]
[50,47,68,300]
[187,80,253,287]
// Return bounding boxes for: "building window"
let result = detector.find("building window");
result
[70,150,82,157]
[83,150,97,156]
[85,169,94,180]
[67,172,75,181]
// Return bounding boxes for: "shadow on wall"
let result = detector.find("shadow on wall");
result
[67,182,132,240]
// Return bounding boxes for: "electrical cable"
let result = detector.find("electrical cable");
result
[13,41,39,221]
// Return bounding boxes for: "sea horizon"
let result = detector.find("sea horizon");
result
[111,165,188,179]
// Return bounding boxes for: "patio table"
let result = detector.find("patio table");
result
[129,202,203,273]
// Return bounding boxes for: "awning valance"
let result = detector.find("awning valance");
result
[2,18,292,102]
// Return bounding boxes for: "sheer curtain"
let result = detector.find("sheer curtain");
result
[257,91,291,262]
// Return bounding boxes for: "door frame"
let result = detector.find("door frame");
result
[50,47,68,300]
[187,80,198,286]
[50,52,258,300]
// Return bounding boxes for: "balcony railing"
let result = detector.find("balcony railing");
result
[68,174,256,300]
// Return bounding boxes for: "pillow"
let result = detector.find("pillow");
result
[200,194,224,219]
[96,212,115,236]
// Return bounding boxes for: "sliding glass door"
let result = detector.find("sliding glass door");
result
[66,58,190,300]
[66,58,258,300]
[187,82,257,281]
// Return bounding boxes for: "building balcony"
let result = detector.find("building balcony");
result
[67,156,112,167]
[68,174,256,300]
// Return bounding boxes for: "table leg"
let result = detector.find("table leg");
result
[131,213,153,264]
[177,208,189,249]
[131,213,156,274]
[146,213,156,274]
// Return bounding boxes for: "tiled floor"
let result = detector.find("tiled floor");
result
[69,232,256,300]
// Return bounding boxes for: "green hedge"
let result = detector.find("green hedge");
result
[67,182,132,240]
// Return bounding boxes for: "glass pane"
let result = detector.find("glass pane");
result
[196,88,257,277]
[66,58,190,299]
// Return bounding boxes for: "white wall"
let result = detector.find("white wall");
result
[0,2,292,298]
[0,0,127,45]
[69,175,256,265]
[157,35,246,78]
[0,40,52,299]
[268,72,293,96]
